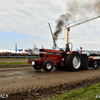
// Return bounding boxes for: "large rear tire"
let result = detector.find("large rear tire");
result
[43,60,53,72]
[65,52,82,71]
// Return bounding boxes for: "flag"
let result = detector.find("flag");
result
[42,45,44,49]
[88,51,90,56]
[34,45,36,48]
[77,48,79,52]
[15,44,17,53]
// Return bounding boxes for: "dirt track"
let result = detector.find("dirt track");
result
[0,64,100,100]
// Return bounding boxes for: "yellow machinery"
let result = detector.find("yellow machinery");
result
[66,15,100,43]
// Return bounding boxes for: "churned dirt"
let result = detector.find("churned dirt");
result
[0,59,100,100]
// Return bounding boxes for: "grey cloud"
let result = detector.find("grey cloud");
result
[0,0,66,37]
[0,0,100,49]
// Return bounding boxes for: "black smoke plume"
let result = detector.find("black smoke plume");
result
[54,0,100,42]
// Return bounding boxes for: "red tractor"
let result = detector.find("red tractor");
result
[28,16,100,72]
[28,48,88,72]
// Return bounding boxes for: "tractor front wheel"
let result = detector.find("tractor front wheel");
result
[43,60,53,72]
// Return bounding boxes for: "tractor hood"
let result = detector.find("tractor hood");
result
[39,49,62,54]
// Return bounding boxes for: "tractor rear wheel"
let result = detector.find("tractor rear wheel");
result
[43,60,53,72]
[65,52,82,71]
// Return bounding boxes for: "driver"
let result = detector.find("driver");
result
[65,43,70,53]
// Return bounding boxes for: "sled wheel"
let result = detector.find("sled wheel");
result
[89,61,98,69]
[93,61,98,69]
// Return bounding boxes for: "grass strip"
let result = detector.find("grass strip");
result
[43,83,100,100]
[0,58,28,59]
[0,58,39,60]
[0,62,29,65]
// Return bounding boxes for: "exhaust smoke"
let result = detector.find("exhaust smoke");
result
[54,0,100,42]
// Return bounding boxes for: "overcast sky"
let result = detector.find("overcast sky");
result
[0,0,100,51]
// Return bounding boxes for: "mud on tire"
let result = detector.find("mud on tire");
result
[65,52,82,71]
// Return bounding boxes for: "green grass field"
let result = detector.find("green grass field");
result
[0,62,29,65]
[0,58,29,65]
[42,83,100,100]
[0,58,28,59]
[0,58,39,65]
